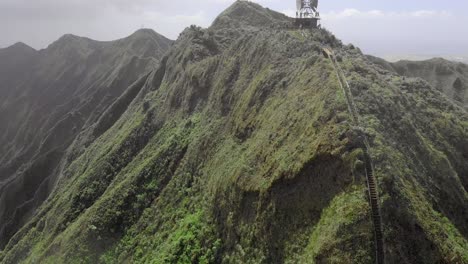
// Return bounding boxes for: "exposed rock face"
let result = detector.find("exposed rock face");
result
[367,55,468,109]
[1,2,467,263]
[0,29,172,249]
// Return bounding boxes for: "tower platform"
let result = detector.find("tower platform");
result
[294,17,319,28]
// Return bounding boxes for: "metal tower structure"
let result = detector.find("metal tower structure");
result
[296,0,319,19]
[295,0,320,28]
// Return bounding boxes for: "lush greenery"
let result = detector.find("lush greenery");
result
[1,2,467,264]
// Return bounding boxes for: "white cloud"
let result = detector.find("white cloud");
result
[281,9,295,18]
[322,8,452,20]
[318,8,467,57]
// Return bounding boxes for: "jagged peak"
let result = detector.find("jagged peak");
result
[211,1,292,30]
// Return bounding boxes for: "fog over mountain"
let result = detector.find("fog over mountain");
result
[0,28,172,250]
[1,0,468,59]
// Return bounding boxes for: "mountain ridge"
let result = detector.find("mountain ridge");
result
[367,55,468,109]
[0,28,173,250]
[0,2,467,263]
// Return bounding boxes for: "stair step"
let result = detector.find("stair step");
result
[327,49,385,264]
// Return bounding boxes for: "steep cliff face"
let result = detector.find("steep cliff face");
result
[368,56,468,109]
[0,29,172,249]
[1,2,467,264]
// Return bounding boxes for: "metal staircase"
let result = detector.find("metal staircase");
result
[364,147,385,264]
[323,47,385,264]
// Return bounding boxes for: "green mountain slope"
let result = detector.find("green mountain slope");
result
[1,2,467,264]
[367,56,468,109]
[0,29,172,249]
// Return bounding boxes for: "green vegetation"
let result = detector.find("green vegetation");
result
[1,2,467,263]
[298,187,373,264]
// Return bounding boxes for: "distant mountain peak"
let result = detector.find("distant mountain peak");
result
[131,28,157,36]
[2,42,36,53]
[11,42,35,50]
[55,33,92,44]
[47,33,97,52]
[127,28,172,43]
[118,28,173,59]
[45,33,114,60]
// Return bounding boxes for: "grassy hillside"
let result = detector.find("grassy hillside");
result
[0,29,172,249]
[1,2,467,263]
[367,56,468,109]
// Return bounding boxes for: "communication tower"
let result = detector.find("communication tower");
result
[295,0,320,28]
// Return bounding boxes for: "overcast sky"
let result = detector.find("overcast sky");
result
[1,0,468,59]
